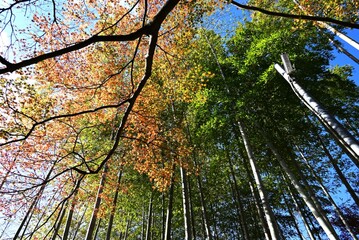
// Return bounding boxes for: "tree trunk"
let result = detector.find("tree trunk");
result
[275,63,359,167]
[228,156,250,240]
[146,192,154,240]
[124,217,131,240]
[238,120,281,240]
[180,166,193,240]
[264,134,339,240]
[52,201,68,240]
[300,149,358,239]
[94,218,102,240]
[196,174,212,240]
[63,178,82,240]
[315,133,359,207]
[85,162,109,240]
[286,182,316,240]
[106,168,123,240]
[248,178,271,240]
[284,198,305,240]
[14,164,55,239]
[188,178,196,240]
[328,37,359,65]
[164,165,175,240]
[72,204,88,240]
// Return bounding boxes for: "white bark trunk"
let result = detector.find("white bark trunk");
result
[266,138,339,240]
[238,121,281,240]
[275,64,359,166]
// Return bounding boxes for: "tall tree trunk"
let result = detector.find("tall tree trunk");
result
[106,168,123,240]
[141,205,146,240]
[188,178,196,240]
[328,37,359,65]
[275,63,359,167]
[263,134,339,240]
[72,204,88,240]
[227,155,250,240]
[238,120,281,240]
[315,133,359,207]
[293,0,359,51]
[63,177,82,240]
[94,218,102,240]
[180,166,193,240]
[146,192,154,240]
[248,177,271,240]
[164,165,175,240]
[286,182,316,240]
[85,162,109,240]
[124,217,132,240]
[299,148,358,239]
[14,164,55,239]
[51,201,68,240]
[196,174,212,240]
[284,198,305,240]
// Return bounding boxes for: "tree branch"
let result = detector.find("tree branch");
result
[231,0,359,29]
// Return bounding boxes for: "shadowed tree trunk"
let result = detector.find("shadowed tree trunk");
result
[85,163,109,240]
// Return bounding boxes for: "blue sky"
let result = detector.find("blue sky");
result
[329,29,359,86]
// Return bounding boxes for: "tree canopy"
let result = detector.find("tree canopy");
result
[0,0,358,239]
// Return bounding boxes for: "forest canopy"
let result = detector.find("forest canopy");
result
[0,0,358,239]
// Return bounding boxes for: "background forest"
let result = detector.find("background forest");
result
[0,0,358,239]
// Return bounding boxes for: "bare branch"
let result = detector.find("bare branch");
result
[231,0,359,29]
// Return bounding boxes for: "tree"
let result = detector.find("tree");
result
[1,0,359,238]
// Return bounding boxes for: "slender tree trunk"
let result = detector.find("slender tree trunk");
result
[146,192,154,240]
[196,174,212,240]
[238,120,281,240]
[124,217,131,240]
[51,201,68,240]
[164,165,175,240]
[315,133,359,207]
[141,205,146,240]
[180,166,193,240]
[188,176,196,240]
[300,149,358,239]
[94,218,102,240]
[275,63,359,167]
[63,178,82,240]
[162,192,165,240]
[72,204,88,240]
[263,134,339,240]
[284,198,305,240]
[328,37,359,65]
[286,182,316,240]
[293,0,359,51]
[14,164,55,239]
[85,162,109,240]
[106,168,123,240]
[248,177,271,240]
[227,156,250,240]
